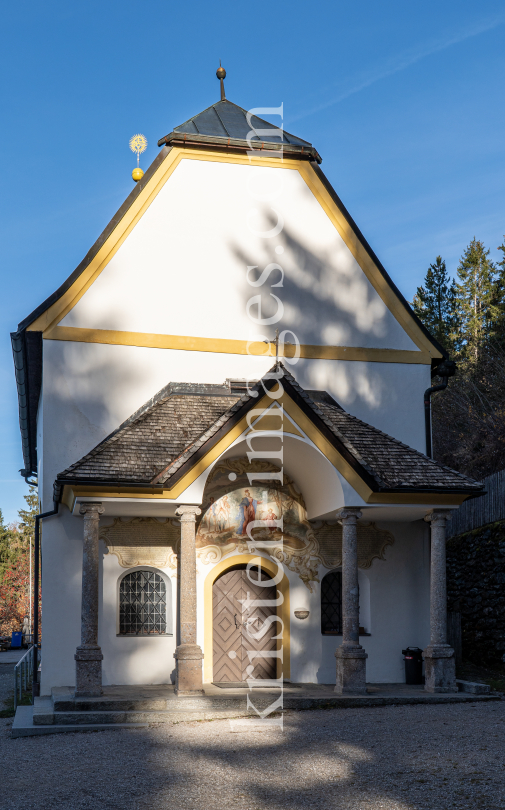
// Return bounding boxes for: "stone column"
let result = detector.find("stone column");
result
[174,505,204,696]
[75,502,104,697]
[423,509,457,693]
[334,508,368,694]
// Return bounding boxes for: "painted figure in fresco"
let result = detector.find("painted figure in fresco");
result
[263,507,280,533]
[216,495,231,532]
[203,497,217,533]
[237,490,262,536]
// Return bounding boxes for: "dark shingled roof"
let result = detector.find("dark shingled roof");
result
[54,366,483,501]
[173,100,311,145]
[157,99,322,163]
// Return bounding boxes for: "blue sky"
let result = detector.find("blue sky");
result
[1,1,504,523]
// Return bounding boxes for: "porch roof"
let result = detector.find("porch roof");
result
[54,365,483,502]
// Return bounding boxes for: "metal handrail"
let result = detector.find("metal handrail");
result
[13,645,40,710]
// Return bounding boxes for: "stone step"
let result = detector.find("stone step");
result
[33,696,55,726]
[52,708,257,725]
[13,706,148,738]
[456,679,492,694]
[52,697,170,712]
[51,692,280,712]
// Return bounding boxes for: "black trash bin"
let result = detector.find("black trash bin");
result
[402,647,423,685]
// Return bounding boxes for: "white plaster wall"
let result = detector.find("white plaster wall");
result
[40,510,178,694]
[100,552,177,686]
[61,159,418,353]
[257,521,430,684]
[40,509,87,694]
[316,521,430,683]
[40,516,429,692]
[40,339,429,508]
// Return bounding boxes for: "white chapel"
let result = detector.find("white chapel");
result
[11,68,482,716]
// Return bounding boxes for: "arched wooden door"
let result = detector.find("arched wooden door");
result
[212,566,277,683]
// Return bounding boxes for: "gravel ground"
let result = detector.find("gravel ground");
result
[0,700,504,810]
[0,663,14,707]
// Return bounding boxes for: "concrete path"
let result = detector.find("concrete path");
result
[2,700,504,809]
[0,650,26,665]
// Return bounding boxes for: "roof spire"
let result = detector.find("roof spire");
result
[216,61,226,101]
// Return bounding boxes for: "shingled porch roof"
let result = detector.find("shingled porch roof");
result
[54,366,483,503]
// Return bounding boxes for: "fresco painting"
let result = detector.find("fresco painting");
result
[196,460,311,552]
[194,459,394,591]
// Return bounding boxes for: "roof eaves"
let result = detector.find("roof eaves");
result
[157,132,322,163]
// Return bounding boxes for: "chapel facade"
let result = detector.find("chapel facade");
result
[12,70,483,700]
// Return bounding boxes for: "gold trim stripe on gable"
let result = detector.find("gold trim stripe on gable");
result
[44,325,431,365]
[26,147,442,360]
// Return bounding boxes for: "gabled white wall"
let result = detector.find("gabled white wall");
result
[61,158,419,352]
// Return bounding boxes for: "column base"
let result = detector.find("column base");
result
[174,644,204,696]
[423,644,457,693]
[74,646,103,697]
[334,645,368,694]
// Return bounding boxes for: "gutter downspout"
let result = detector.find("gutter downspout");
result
[424,360,456,458]
[32,503,59,696]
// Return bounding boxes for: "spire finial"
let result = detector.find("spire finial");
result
[129,134,147,182]
[216,61,226,101]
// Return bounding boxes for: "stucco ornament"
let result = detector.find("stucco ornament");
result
[99,517,179,570]
[312,520,394,570]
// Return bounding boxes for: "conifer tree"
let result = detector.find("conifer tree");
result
[456,238,497,361]
[0,509,15,581]
[412,256,459,353]
[493,235,505,340]
[17,485,38,546]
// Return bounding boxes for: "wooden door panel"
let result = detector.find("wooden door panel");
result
[213,567,277,683]
[241,572,276,681]
[213,569,245,682]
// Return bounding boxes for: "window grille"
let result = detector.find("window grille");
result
[321,571,342,634]
[119,570,167,635]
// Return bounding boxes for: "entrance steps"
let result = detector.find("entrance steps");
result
[12,683,501,737]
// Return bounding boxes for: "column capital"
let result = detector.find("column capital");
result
[175,504,202,522]
[335,507,362,524]
[424,509,452,524]
[79,502,105,518]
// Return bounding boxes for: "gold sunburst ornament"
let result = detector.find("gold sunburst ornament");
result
[129,133,147,182]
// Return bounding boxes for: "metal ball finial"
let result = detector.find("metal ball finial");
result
[216,62,226,100]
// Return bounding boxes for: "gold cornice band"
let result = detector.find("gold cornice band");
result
[44,326,431,365]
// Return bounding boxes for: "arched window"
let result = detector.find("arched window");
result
[119,570,170,636]
[321,571,342,634]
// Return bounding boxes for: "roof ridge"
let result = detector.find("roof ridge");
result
[154,368,281,484]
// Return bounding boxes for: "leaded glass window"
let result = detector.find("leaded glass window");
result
[321,571,342,634]
[119,570,167,635]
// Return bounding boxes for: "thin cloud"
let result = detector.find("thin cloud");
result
[290,15,505,122]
